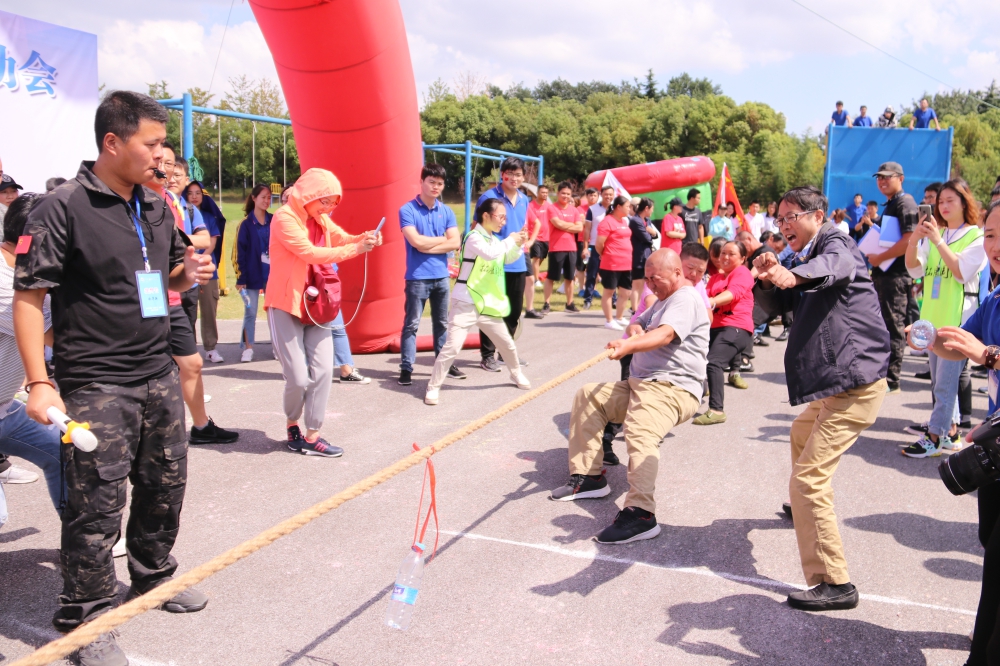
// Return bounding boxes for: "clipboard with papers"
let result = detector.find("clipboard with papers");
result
[856,225,896,271]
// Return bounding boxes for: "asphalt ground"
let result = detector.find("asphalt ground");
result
[0,305,985,665]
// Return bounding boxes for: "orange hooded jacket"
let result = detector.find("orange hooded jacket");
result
[264,168,365,318]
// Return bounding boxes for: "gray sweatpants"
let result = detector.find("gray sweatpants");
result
[268,308,334,431]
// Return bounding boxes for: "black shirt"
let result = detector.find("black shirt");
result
[681,205,702,244]
[628,215,654,269]
[15,162,188,393]
[871,190,919,278]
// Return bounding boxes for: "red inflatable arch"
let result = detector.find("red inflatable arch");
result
[249,0,422,353]
[584,156,716,194]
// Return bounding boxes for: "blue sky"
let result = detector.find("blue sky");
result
[3,0,998,136]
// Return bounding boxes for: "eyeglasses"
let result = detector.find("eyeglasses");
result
[875,174,899,181]
[317,197,338,207]
[774,210,819,227]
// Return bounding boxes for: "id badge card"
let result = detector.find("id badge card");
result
[931,275,942,299]
[135,270,167,318]
[261,252,270,265]
[990,370,998,409]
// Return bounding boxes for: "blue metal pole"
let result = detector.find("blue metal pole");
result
[538,154,545,186]
[464,141,472,234]
[182,92,194,160]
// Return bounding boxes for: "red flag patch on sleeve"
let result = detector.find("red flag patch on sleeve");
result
[15,235,32,254]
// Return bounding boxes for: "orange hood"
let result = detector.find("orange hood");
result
[282,168,343,224]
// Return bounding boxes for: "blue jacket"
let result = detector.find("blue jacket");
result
[234,211,272,290]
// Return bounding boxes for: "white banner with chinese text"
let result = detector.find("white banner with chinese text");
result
[0,10,98,193]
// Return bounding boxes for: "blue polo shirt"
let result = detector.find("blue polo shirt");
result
[475,184,528,273]
[913,107,937,128]
[963,285,1000,414]
[846,203,866,227]
[399,196,457,280]
[831,110,848,126]
[853,115,872,127]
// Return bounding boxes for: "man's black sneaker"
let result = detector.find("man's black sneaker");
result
[339,369,371,384]
[542,302,552,314]
[961,419,973,430]
[77,630,128,666]
[596,506,661,544]
[287,425,305,452]
[602,424,621,465]
[776,328,789,341]
[782,502,793,519]
[565,302,579,312]
[398,369,412,386]
[739,359,754,373]
[298,436,344,457]
[753,333,769,347]
[126,583,209,613]
[550,472,610,501]
[915,370,931,380]
[603,445,621,466]
[447,365,467,379]
[525,309,545,319]
[190,418,239,445]
[972,365,988,379]
[787,582,859,611]
[480,357,502,372]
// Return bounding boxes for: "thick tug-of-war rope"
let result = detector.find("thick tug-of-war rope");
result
[13,349,612,666]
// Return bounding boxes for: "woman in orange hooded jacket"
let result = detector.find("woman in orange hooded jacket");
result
[265,168,381,457]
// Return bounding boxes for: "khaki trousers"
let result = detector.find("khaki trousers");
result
[198,279,220,351]
[568,378,699,514]
[789,378,886,586]
[429,299,521,391]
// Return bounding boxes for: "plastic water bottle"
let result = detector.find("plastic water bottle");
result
[385,544,425,630]
[910,319,937,350]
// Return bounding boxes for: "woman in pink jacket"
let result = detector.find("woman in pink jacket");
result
[265,168,381,457]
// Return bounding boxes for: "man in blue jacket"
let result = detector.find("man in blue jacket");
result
[754,186,889,612]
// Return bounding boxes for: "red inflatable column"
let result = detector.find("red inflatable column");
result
[249,0,422,353]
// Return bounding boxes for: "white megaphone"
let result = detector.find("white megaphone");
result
[46,406,98,452]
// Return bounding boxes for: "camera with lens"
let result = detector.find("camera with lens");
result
[940,411,1000,495]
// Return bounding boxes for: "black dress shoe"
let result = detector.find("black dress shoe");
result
[776,328,789,341]
[787,582,859,611]
[782,502,792,518]
[602,438,620,466]
[753,333,769,347]
[915,370,931,380]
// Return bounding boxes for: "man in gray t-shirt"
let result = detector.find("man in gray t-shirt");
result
[550,249,709,545]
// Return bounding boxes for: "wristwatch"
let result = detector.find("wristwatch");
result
[985,346,1000,370]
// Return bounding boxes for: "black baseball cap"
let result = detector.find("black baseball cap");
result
[873,162,904,177]
[0,174,23,192]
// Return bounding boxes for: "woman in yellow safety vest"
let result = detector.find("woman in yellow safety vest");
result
[425,198,530,405]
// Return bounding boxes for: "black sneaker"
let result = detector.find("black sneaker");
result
[550,472,610,501]
[583,299,593,310]
[541,302,552,314]
[190,418,239,445]
[565,302,579,312]
[480,357,501,372]
[299,436,344,458]
[126,582,209,613]
[972,365,988,379]
[776,328,789,341]
[398,369,412,386]
[339,369,371,384]
[596,506,661,544]
[77,630,128,666]
[525,309,545,319]
[961,419,973,430]
[447,365,467,379]
[753,333,769,347]
[739,359,755,373]
[904,423,929,436]
[787,582,859,611]
[914,370,931,380]
[603,445,620,466]
[287,425,305,452]
[782,502,792,519]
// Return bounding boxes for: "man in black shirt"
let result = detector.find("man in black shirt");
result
[681,188,703,244]
[13,91,214,665]
[862,162,918,393]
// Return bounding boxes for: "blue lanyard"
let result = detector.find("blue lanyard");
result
[129,197,152,272]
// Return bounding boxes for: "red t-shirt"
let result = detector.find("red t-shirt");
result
[662,213,686,255]
[527,200,553,243]
[548,203,580,252]
[576,204,589,242]
[597,216,633,271]
[706,265,755,332]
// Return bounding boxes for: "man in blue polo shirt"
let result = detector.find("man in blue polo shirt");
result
[845,193,866,241]
[475,157,530,372]
[831,101,850,127]
[398,163,462,386]
[909,98,941,130]
[853,105,872,127]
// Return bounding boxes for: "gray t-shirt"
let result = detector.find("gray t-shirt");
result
[628,285,709,400]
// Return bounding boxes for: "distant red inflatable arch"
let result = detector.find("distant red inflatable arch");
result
[584,157,716,194]
[249,0,422,353]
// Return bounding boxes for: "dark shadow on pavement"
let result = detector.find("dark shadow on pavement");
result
[0,527,40,544]
[200,367,284,381]
[844,434,949,481]
[190,428,286,456]
[924,557,982,582]
[659,593,969,665]
[844,512,981,556]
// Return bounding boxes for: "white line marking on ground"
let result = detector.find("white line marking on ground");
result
[441,530,978,617]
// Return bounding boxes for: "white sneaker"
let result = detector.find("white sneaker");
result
[0,465,38,484]
[604,321,624,331]
[617,316,631,327]
[112,536,126,558]
[534,280,544,290]
[203,394,212,404]
[510,370,531,390]
[206,350,224,363]
[241,348,253,363]
[424,388,439,405]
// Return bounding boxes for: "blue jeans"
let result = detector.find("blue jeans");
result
[584,245,601,298]
[928,351,963,438]
[400,278,450,373]
[331,310,354,369]
[0,401,64,512]
[240,288,261,349]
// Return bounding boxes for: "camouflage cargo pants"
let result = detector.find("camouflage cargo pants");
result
[873,273,912,388]
[54,367,187,631]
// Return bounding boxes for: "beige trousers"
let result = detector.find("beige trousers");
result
[428,299,520,391]
[568,378,700,513]
[789,378,886,586]
[198,279,220,351]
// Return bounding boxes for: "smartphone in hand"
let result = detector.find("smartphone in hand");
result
[918,204,933,223]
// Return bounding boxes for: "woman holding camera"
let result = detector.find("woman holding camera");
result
[919,200,1000,665]
[265,168,380,457]
[903,180,986,458]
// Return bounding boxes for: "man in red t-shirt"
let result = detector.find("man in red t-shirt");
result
[525,185,555,319]
[544,182,585,312]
